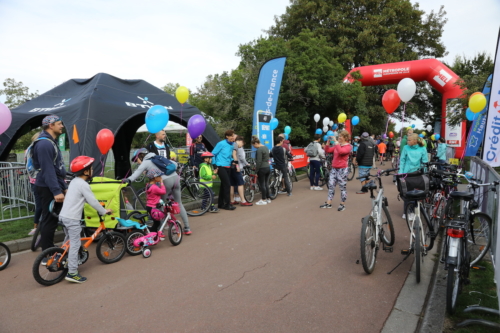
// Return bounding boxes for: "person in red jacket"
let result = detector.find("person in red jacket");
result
[320,131,352,211]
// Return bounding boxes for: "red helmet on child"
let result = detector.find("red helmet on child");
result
[201,152,214,158]
[70,156,94,175]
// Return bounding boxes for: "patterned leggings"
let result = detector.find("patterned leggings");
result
[327,167,349,202]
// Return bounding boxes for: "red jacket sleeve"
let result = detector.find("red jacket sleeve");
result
[335,144,352,156]
[324,144,336,153]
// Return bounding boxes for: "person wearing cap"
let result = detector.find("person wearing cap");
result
[355,132,375,194]
[33,115,68,251]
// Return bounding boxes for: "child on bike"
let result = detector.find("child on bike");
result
[199,152,220,213]
[145,168,167,232]
[58,156,111,283]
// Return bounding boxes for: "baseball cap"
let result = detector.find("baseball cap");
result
[361,132,369,138]
[42,115,62,126]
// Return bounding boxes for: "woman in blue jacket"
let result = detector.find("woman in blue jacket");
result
[399,134,428,219]
[212,130,237,210]
[436,138,447,170]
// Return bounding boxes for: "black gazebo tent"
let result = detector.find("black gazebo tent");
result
[0,73,220,178]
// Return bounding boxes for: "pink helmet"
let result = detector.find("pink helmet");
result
[150,208,165,221]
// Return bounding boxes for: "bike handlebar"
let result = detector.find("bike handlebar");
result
[355,168,397,180]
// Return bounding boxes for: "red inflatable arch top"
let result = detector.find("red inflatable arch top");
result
[343,59,465,157]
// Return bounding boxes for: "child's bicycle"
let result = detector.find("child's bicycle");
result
[121,199,183,258]
[32,211,126,286]
[0,242,11,271]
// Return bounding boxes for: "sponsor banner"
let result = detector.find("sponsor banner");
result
[482,29,500,166]
[252,57,287,152]
[58,133,66,151]
[465,74,492,157]
[290,148,308,168]
[445,99,462,147]
[186,133,192,147]
[372,66,410,79]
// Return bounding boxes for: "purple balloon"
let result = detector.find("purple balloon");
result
[187,114,207,138]
[382,134,387,139]
[0,103,12,135]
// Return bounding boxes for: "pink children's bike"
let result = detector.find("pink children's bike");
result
[119,199,183,258]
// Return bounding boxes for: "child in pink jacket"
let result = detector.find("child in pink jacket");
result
[145,168,166,232]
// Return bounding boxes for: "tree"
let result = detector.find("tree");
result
[0,78,39,109]
[161,83,181,96]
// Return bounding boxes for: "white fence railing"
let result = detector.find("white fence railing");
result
[0,162,35,223]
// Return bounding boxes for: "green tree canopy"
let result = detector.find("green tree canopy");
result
[0,78,39,109]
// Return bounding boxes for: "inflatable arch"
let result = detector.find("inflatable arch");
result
[343,59,465,157]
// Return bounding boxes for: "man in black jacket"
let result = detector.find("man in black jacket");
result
[355,132,375,194]
[270,136,293,196]
[146,130,171,159]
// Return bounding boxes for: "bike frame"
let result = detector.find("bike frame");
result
[368,173,386,244]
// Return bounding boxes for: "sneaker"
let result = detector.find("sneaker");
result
[234,196,241,202]
[183,229,192,235]
[266,199,271,204]
[210,206,220,213]
[28,228,37,236]
[338,204,346,212]
[158,231,166,241]
[402,214,406,219]
[65,272,87,284]
[230,201,239,205]
[320,202,332,209]
[256,200,267,205]
[278,190,287,194]
[356,190,366,194]
[240,201,253,206]
[310,186,315,190]
[314,186,324,191]
[41,258,48,266]
[287,193,292,197]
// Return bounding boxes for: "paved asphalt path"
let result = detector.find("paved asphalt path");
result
[1,169,415,333]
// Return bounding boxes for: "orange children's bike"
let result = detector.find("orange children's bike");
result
[32,212,126,286]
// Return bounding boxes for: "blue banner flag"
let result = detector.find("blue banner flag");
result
[252,57,287,152]
[465,74,492,157]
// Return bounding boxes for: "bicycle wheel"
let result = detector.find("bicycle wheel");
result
[347,161,356,181]
[133,188,147,211]
[96,231,126,264]
[181,181,213,216]
[414,222,421,283]
[468,212,492,266]
[381,204,395,246]
[360,215,377,274]
[243,177,255,203]
[168,220,183,246]
[268,172,278,200]
[318,168,326,187]
[405,202,416,232]
[430,196,446,233]
[446,263,460,314]
[0,242,11,271]
[291,166,298,182]
[125,230,146,256]
[31,223,42,251]
[33,247,68,286]
[419,205,435,252]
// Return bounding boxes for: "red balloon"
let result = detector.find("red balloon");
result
[389,131,394,138]
[96,129,114,155]
[382,89,401,114]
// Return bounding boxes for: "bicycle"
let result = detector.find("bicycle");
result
[358,168,396,274]
[0,242,11,271]
[268,163,292,200]
[242,164,259,203]
[347,153,356,181]
[32,212,126,286]
[288,159,298,182]
[306,159,330,188]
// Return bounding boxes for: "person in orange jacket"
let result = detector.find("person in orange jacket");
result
[378,140,387,165]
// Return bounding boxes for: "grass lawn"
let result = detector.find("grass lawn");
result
[0,202,35,242]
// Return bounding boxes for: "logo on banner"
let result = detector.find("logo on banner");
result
[372,67,410,78]
[125,96,172,110]
[494,101,500,110]
[433,69,452,87]
[373,69,382,78]
[29,98,72,113]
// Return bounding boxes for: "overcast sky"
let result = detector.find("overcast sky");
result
[1,0,499,130]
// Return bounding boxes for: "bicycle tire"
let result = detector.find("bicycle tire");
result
[96,231,126,264]
[268,172,278,200]
[419,205,435,252]
[446,263,460,314]
[414,222,421,284]
[468,212,492,266]
[347,161,356,181]
[30,224,42,251]
[360,215,377,274]
[32,247,68,286]
[431,196,446,233]
[133,188,147,211]
[381,204,395,246]
[318,169,326,187]
[168,220,183,246]
[243,177,255,203]
[125,230,146,256]
[405,202,416,232]
[181,181,213,216]
[0,242,11,271]
[291,167,298,182]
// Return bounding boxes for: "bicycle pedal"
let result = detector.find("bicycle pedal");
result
[384,247,393,253]
[401,249,410,255]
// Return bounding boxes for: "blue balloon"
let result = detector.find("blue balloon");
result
[332,124,338,130]
[284,126,292,134]
[323,135,328,141]
[435,134,441,140]
[270,118,279,130]
[285,133,289,140]
[315,128,322,135]
[411,124,415,128]
[419,134,424,138]
[465,108,478,121]
[145,105,169,133]
[327,130,334,137]
[352,116,359,126]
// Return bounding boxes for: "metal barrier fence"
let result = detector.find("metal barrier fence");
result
[0,162,35,223]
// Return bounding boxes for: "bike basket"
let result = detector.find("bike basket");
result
[167,201,181,214]
[395,171,430,199]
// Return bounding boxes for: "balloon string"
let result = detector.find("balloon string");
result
[180,103,184,137]
[384,116,390,135]
[100,154,106,178]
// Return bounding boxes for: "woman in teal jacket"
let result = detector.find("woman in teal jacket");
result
[399,133,428,219]
[436,138,447,170]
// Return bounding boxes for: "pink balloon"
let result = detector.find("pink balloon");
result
[0,103,12,135]
[187,115,206,138]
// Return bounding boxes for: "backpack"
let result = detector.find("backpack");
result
[305,142,319,157]
[149,155,177,176]
[25,137,59,180]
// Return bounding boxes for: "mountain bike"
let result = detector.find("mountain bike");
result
[358,168,396,274]
[288,160,298,182]
[307,159,330,188]
[0,242,11,271]
[242,164,259,203]
[268,163,292,200]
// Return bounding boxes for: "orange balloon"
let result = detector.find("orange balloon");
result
[469,92,482,100]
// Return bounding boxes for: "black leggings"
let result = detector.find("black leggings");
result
[146,206,161,232]
[217,167,231,208]
[257,167,271,200]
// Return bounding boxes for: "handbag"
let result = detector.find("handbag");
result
[396,170,430,198]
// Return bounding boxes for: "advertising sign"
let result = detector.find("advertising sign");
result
[445,99,462,147]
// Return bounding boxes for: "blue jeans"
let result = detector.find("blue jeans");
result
[309,160,321,186]
[437,159,446,170]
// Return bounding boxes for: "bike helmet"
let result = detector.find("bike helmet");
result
[131,148,149,162]
[70,156,94,176]
[201,152,214,158]
[150,208,165,221]
[146,167,163,179]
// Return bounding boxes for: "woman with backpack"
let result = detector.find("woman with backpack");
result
[306,134,325,190]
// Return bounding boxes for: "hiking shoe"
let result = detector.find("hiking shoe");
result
[28,228,37,236]
[240,201,253,206]
[65,272,87,284]
[183,229,192,235]
[256,200,267,205]
[338,204,346,212]
[314,186,323,190]
[320,203,332,209]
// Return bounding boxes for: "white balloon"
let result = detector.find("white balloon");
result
[314,114,320,122]
[397,78,416,102]
[426,125,432,132]
[323,125,328,133]
[322,117,330,126]
[329,121,334,127]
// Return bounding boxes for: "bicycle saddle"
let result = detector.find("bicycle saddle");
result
[405,190,427,200]
[449,191,474,201]
[117,218,148,230]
